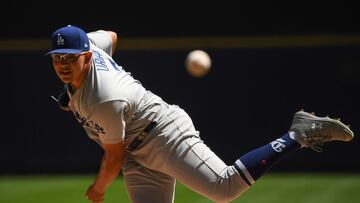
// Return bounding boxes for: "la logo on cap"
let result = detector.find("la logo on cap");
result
[57,34,64,45]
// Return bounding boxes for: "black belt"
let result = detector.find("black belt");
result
[127,121,157,151]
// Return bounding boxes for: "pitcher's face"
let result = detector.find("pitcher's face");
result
[51,52,91,88]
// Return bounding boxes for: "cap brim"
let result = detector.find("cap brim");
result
[45,49,83,55]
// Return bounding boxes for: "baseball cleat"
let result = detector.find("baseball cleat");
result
[289,110,354,152]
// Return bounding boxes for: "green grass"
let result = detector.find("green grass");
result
[0,173,359,203]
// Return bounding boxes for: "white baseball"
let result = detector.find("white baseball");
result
[185,50,212,78]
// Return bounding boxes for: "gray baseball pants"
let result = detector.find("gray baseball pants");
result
[122,103,249,203]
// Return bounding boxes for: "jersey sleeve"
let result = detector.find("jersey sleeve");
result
[87,30,113,56]
[90,100,128,144]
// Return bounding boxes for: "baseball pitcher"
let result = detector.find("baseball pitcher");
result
[46,25,354,203]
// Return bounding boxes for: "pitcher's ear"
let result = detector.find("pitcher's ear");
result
[84,51,93,63]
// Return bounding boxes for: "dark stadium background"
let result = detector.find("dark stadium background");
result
[0,1,359,174]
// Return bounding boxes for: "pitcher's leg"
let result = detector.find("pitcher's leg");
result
[123,155,176,203]
[127,108,354,203]
[130,105,250,203]
[163,136,250,203]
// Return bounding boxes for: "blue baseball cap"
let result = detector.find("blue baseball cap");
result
[46,25,90,55]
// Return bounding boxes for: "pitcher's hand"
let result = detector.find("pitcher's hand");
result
[85,184,105,203]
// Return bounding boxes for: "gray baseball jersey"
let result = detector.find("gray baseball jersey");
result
[67,31,163,147]
[67,31,249,203]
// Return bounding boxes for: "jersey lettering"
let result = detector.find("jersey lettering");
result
[74,111,106,134]
[93,49,123,72]
[93,50,109,71]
